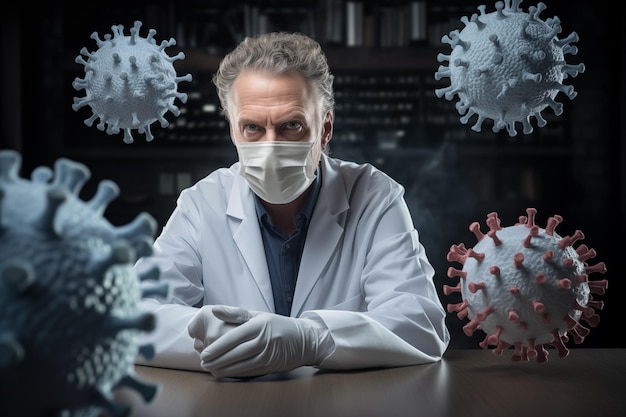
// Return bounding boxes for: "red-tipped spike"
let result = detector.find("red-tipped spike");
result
[468,282,486,293]
[588,279,608,295]
[463,318,481,336]
[447,266,467,279]
[447,243,468,264]
[525,207,537,227]
[487,230,502,246]
[531,300,545,313]
[585,262,607,275]
[543,250,554,263]
[557,278,572,289]
[469,221,485,241]
[558,230,585,249]
[476,305,495,321]
[486,212,501,230]
[550,329,570,358]
[467,248,485,262]
[443,283,462,295]
[545,215,562,236]
[576,244,596,261]
[523,225,539,247]
[535,273,546,284]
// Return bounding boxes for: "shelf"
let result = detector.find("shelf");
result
[177,46,440,72]
[326,46,439,72]
[67,45,441,73]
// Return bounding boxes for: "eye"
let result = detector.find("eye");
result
[244,124,259,132]
[284,121,302,130]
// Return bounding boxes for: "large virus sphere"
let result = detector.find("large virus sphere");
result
[0,150,168,417]
[445,208,607,363]
[434,0,585,136]
[72,20,192,144]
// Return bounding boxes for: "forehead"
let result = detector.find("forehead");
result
[231,70,313,106]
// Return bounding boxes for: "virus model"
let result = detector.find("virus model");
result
[0,150,168,417]
[434,1,585,136]
[445,208,607,362]
[72,20,192,144]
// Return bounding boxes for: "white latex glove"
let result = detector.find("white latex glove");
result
[187,305,242,355]
[198,305,333,378]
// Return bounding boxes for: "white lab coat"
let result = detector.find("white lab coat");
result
[135,154,450,372]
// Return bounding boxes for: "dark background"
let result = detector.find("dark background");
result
[2,0,624,350]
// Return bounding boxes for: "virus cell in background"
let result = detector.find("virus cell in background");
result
[0,150,168,417]
[434,1,585,136]
[72,20,193,144]
[445,208,607,363]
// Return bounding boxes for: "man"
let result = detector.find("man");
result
[135,32,449,378]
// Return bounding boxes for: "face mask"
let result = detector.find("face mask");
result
[235,141,317,204]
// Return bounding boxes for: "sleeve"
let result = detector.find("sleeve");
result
[303,181,450,369]
[135,300,203,371]
[133,189,206,371]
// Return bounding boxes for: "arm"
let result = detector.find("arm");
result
[134,188,206,371]
[190,186,449,377]
[307,187,450,369]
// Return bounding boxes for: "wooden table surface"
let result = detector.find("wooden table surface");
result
[114,349,626,417]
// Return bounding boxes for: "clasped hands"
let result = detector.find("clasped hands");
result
[187,305,332,378]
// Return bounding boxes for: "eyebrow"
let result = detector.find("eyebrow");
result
[238,113,308,127]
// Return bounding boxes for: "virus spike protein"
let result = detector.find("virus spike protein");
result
[0,149,168,417]
[434,1,585,137]
[445,208,607,363]
[72,20,192,144]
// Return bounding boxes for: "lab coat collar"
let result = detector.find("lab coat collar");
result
[226,168,275,311]
[292,154,349,316]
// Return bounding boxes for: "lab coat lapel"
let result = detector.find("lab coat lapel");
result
[226,175,274,311]
[292,156,349,316]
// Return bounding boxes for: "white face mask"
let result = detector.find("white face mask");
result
[235,141,318,204]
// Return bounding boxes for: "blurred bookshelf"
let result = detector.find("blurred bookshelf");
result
[31,0,580,229]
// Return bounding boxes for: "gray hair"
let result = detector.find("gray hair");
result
[213,32,335,120]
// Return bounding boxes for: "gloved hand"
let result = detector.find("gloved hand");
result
[197,305,334,378]
[187,305,242,355]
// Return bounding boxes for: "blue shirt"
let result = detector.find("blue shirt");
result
[254,168,321,316]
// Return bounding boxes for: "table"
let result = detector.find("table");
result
[114,349,626,417]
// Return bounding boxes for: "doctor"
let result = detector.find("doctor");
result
[135,31,450,378]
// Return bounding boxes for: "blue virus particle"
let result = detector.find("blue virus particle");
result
[72,20,192,144]
[434,0,585,136]
[0,150,168,417]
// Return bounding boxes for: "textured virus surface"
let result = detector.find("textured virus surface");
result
[72,20,192,144]
[445,208,608,362]
[0,150,168,417]
[434,0,585,136]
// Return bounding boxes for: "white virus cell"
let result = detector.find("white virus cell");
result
[434,0,585,136]
[0,150,168,417]
[72,20,193,144]
[445,208,607,363]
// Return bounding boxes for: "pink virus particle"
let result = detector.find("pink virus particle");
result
[444,208,607,362]
[0,149,168,417]
[72,20,192,144]
[434,1,585,136]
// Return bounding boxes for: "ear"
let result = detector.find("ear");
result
[321,111,333,148]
